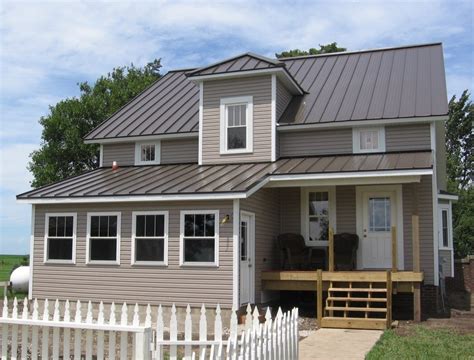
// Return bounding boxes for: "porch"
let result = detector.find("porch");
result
[259,215,424,330]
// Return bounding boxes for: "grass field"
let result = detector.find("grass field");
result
[366,326,474,360]
[0,254,29,281]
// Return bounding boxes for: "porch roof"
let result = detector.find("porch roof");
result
[17,151,432,203]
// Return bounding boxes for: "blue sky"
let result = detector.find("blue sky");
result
[0,0,473,254]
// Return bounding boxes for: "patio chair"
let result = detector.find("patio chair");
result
[277,233,311,270]
[334,233,359,270]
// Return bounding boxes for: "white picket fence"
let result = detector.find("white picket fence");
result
[0,298,299,360]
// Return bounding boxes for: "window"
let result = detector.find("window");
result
[180,210,219,266]
[438,205,452,249]
[135,142,160,165]
[44,213,76,263]
[132,212,168,265]
[220,96,253,154]
[353,127,385,153]
[301,188,336,245]
[368,197,391,232]
[87,213,121,264]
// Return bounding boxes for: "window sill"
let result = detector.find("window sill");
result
[132,261,168,266]
[44,260,75,265]
[134,161,161,166]
[219,150,253,155]
[180,262,219,268]
[87,260,120,266]
[439,246,453,251]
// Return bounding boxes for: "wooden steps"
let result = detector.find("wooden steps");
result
[326,306,387,313]
[327,297,387,303]
[321,317,387,330]
[329,287,386,292]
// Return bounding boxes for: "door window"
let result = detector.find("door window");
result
[240,220,248,261]
[368,197,391,232]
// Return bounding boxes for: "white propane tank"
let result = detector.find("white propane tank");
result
[10,266,30,293]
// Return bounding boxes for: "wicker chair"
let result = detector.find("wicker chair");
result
[334,233,359,270]
[277,233,326,270]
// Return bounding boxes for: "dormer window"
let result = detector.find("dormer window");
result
[353,127,385,153]
[135,142,160,165]
[220,96,253,154]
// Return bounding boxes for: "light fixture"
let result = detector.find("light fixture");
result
[112,161,119,171]
[220,214,230,225]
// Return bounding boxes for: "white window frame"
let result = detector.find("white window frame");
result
[44,212,77,264]
[135,141,161,165]
[353,126,386,153]
[86,212,121,265]
[131,211,169,266]
[438,204,453,250]
[220,96,253,154]
[300,187,336,247]
[179,210,219,267]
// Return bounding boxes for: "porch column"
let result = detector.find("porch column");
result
[412,214,421,322]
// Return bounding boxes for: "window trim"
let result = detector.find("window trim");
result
[134,141,161,165]
[353,126,386,153]
[300,187,336,247]
[438,204,453,250]
[179,210,220,267]
[86,212,121,265]
[43,212,77,264]
[131,211,169,266]
[220,96,253,155]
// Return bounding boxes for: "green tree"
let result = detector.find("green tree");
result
[445,90,474,257]
[28,59,162,188]
[275,42,346,58]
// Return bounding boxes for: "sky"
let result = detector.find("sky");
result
[0,0,473,254]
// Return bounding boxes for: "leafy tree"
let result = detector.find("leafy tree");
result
[28,59,162,188]
[275,42,346,58]
[445,90,474,257]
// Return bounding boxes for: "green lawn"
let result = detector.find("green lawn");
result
[0,254,28,281]
[367,326,474,360]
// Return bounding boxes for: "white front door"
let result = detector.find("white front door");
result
[361,191,397,269]
[239,212,255,305]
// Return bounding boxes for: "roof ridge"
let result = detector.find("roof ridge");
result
[277,42,443,61]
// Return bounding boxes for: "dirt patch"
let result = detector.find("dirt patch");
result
[394,309,474,336]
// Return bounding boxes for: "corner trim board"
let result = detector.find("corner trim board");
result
[271,74,277,162]
[28,204,35,300]
[233,199,240,309]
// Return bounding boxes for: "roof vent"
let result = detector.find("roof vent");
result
[112,161,119,171]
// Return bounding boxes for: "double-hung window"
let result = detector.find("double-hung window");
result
[180,210,219,266]
[220,96,253,154]
[301,188,336,246]
[87,212,121,264]
[44,213,76,263]
[353,127,385,153]
[135,142,160,165]
[132,211,168,265]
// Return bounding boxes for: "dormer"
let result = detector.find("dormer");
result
[187,53,304,165]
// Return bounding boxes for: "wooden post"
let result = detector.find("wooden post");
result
[317,270,323,327]
[328,228,334,272]
[412,215,421,322]
[391,226,398,272]
[386,271,392,329]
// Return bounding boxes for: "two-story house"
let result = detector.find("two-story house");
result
[18,43,456,326]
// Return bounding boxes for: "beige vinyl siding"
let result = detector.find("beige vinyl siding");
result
[335,186,356,233]
[402,175,434,284]
[385,124,431,151]
[276,79,292,121]
[435,121,447,191]
[202,76,272,164]
[102,143,135,166]
[241,188,280,302]
[279,188,300,234]
[32,201,234,308]
[161,138,198,164]
[279,128,352,157]
[439,249,453,278]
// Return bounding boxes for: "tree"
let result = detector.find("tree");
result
[28,59,162,188]
[275,42,346,58]
[445,90,474,257]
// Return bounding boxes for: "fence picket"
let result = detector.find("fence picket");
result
[170,303,178,360]
[108,302,117,360]
[184,304,192,360]
[63,300,71,359]
[41,299,49,360]
[155,304,164,360]
[230,305,238,341]
[245,303,252,330]
[85,301,93,360]
[214,304,222,342]
[74,300,82,360]
[1,297,8,360]
[19,298,28,360]
[96,301,105,360]
[199,304,207,356]
[31,299,39,360]
[120,302,128,360]
[52,299,60,360]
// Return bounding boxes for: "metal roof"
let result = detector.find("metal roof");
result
[17,151,432,201]
[84,43,447,141]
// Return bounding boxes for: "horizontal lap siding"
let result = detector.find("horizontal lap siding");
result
[435,121,447,191]
[385,124,431,151]
[102,143,135,166]
[276,80,292,120]
[161,138,198,164]
[402,176,434,284]
[279,128,352,157]
[33,201,234,308]
[336,186,356,233]
[241,189,280,302]
[279,188,300,234]
[202,76,272,164]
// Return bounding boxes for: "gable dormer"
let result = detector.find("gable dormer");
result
[187,53,303,165]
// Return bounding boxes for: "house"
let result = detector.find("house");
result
[17,42,457,328]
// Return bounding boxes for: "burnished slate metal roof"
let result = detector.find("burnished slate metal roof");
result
[17,151,432,201]
[84,43,447,141]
